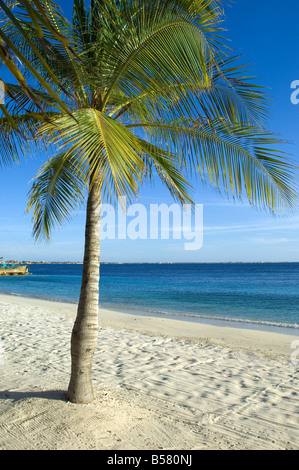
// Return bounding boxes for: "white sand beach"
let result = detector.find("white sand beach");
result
[0,293,298,450]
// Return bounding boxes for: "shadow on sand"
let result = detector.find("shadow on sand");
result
[0,389,67,402]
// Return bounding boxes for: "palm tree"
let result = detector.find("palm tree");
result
[1,0,297,404]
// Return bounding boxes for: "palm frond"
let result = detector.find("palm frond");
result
[37,109,146,204]
[101,1,223,109]
[128,118,298,214]
[0,0,75,117]
[137,137,193,205]
[0,109,50,167]
[27,151,87,240]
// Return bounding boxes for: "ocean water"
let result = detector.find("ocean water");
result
[1,262,299,334]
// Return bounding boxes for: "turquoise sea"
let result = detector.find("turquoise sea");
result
[0,262,299,335]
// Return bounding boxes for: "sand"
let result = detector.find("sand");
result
[0,293,298,450]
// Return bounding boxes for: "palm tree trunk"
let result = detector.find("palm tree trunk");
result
[67,185,101,404]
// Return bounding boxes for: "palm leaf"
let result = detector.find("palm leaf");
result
[101,0,223,108]
[27,151,87,240]
[37,109,146,203]
[0,0,75,117]
[128,118,298,213]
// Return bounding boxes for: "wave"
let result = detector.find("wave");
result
[99,302,299,333]
[0,290,78,305]
[1,288,299,332]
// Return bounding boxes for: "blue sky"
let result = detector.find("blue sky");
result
[1,0,299,263]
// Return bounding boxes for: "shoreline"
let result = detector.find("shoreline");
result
[1,290,298,336]
[0,292,297,359]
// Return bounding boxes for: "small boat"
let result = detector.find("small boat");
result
[0,258,29,276]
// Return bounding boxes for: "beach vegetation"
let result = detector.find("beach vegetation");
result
[0,0,297,403]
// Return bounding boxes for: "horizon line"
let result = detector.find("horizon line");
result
[12,260,299,265]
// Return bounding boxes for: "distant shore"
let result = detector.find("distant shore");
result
[6,260,299,265]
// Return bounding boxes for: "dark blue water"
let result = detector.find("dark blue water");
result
[1,263,299,332]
